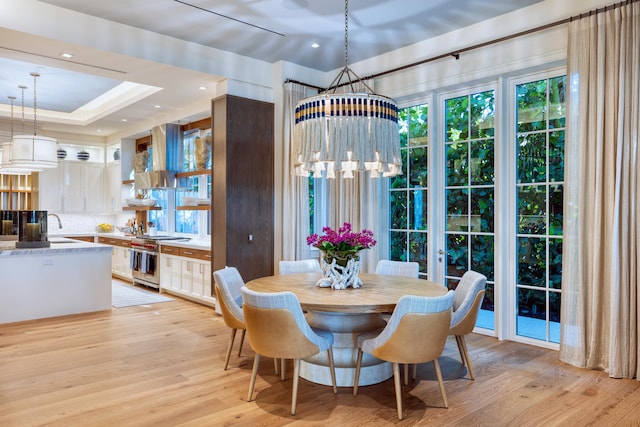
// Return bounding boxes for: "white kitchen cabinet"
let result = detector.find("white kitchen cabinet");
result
[193,259,212,302]
[38,167,62,211]
[40,161,105,212]
[181,258,212,301]
[105,161,122,212]
[180,258,194,295]
[159,246,215,308]
[112,245,132,280]
[97,236,132,280]
[160,253,182,294]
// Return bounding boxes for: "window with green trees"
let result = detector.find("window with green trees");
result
[389,104,429,278]
[444,90,496,330]
[515,75,565,343]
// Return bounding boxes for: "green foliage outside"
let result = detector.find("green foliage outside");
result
[387,75,565,339]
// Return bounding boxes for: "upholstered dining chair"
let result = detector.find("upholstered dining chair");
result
[241,286,338,415]
[213,266,247,370]
[353,291,455,420]
[448,270,487,380]
[375,260,420,278]
[279,259,322,275]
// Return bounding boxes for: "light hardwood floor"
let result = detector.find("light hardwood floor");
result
[1,284,639,426]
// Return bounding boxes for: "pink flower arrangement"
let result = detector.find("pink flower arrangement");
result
[307,222,376,255]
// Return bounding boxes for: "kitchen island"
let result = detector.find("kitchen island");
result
[0,238,112,324]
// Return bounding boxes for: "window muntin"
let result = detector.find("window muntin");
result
[389,104,429,276]
[444,90,496,330]
[515,75,565,344]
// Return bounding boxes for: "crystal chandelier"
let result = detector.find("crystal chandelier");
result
[292,0,402,179]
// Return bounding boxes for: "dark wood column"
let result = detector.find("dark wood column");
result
[211,95,274,281]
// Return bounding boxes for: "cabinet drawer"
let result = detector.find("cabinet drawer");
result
[179,248,211,261]
[161,245,181,255]
[97,236,130,247]
[70,235,95,243]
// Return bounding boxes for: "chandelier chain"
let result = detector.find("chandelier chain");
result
[8,96,15,138]
[344,0,349,67]
[18,85,27,134]
[31,72,40,136]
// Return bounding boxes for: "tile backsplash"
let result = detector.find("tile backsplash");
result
[46,213,131,235]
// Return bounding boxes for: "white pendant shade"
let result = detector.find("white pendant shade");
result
[8,135,58,170]
[0,141,33,175]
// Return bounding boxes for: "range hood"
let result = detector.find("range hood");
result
[135,170,175,189]
[134,124,179,189]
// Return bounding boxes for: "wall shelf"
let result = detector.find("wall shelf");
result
[175,170,211,178]
[177,205,210,211]
[122,206,161,211]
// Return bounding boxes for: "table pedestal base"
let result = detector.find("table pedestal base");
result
[301,311,391,387]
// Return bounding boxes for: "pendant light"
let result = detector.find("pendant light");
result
[292,0,402,179]
[0,95,32,175]
[9,72,58,171]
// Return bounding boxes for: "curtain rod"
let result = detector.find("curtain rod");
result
[285,0,636,91]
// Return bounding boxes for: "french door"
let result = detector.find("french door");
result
[437,85,496,332]
[392,69,565,346]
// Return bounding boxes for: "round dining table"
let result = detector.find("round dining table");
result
[245,272,447,387]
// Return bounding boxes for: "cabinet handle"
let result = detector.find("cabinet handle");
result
[183,251,193,255]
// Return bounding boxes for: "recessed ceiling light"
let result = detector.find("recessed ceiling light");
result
[96,129,102,133]
[154,105,161,108]
[199,86,207,90]
[311,43,320,48]
[121,119,128,122]
[61,52,73,58]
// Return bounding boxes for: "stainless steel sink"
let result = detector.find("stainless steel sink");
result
[48,237,80,244]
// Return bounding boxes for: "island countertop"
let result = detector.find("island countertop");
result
[0,239,113,324]
[0,238,112,255]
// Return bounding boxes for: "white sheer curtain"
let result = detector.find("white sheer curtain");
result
[282,82,315,261]
[560,1,640,379]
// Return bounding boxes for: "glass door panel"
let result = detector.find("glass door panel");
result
[514,74,565,344]
[444,89,496,331]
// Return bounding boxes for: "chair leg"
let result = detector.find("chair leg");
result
[454,335,465,366]
[353,349,363,396]
[224,328,237,370]
[457,335,475,380]
[327,348,338,394]
[247,353,261,402]
[274,358,279,375]
[404,364,409,385]
[291,358,300,415]
[393,362,404,420]
[281,358,286,381]
[412,363,417,379]
[238,328,246,357]
[433,358,448,408]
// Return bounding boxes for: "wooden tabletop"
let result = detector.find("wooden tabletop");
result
[244,272,447,313]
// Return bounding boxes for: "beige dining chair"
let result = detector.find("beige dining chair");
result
[353,291,455,420]
[279,259,322,275]
[213,266,247,370]
[375,260,420,278]
[241,286,338,415]
[448,270,487,380]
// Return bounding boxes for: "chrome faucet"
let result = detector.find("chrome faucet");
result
[48,213,63,229]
